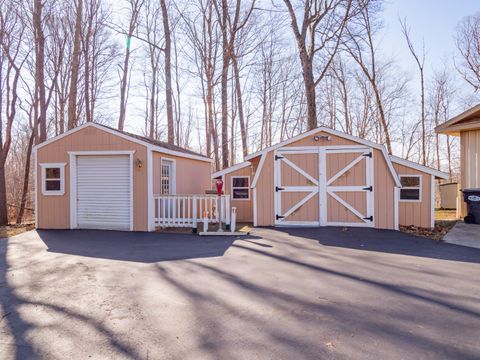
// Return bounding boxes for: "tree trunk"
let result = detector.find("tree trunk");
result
[118,38,131,131]
[232,56,248,158]
[300,57,317,130]
[68,0,83,130]
[160,0,175,144]
[16,131,35,224]
[0,159,8,225]
[371,85,392,154]
[34,0,47,140]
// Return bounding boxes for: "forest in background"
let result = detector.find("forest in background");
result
[1,0,480,225]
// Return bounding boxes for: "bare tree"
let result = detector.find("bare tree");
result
[159,0,175,143]
[400,18,426,165]
[33,0,47,140]
[455,13,480,92]
[213,0,255,168]
[283,0,353,130]
[67,0,83,129]
[180,0,221,169]
[0,4,28,224]
[118,0,144,130]
[345,1,393,153]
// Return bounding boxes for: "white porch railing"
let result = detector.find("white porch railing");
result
[153,194,230,229]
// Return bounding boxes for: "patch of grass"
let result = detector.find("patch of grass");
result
[435,209,457,221]
[0,223,35,239]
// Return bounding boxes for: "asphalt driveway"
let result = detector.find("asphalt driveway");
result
[1,227,479,359]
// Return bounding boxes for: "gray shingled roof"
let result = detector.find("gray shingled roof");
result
[98,123,210,159]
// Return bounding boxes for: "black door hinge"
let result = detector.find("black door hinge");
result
[276,214,285,220]
[363,216,373,221]
[363,152,372,158]
[363,186,373,192]
[275,186,285,192]
[275,154,284,161]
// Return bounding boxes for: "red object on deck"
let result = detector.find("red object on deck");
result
[215,179,223,196]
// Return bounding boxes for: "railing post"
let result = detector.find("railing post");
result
[192,195,197,233]
[225,195,230,225]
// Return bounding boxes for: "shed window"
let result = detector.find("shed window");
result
[231,176,250,200]
[41,163,66,196]
[399,175,421,201]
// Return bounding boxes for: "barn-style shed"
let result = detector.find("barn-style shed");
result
[214,127,448,229]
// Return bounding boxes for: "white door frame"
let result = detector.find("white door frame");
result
[274,145,375,228]
[68,150,135,231]
[325,146,375,228]
[274,148,320,226]
[160,157,176,194]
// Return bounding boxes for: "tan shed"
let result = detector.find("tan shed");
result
[436,104,480,218]
[215,127,448,230]
[34,122,212,231]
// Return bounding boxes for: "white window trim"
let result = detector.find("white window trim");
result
[160,157,176,195]
[231,176,250,201]
[40,163,66,196]
[399,174,422,202]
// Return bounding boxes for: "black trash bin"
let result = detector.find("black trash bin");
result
[462,189,480,224]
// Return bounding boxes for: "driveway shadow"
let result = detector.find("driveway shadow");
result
[37,230,239,263]
[266,227,480,264]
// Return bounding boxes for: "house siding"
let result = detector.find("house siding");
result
[152,152,211,195]
[393,163,433,228]
[223,165,254,222]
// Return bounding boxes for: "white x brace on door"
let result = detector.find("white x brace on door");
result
[274,146,375,227]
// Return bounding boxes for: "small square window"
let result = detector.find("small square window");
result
[231,176,250,200]
[41,163,66,196]
[399,175,421,201]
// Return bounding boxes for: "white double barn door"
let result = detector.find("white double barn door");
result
[274,146,374,227]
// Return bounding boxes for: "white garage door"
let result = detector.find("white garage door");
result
[76,155,131,230]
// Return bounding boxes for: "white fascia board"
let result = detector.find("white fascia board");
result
[34,122,213,163]
[211,161,251,179]
[246,126,401,187]
[390,155,449,180]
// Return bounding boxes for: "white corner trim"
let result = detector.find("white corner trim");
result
[147,147,154,231]
[40,163,67,196]
[251,152,267,188]
[211,161,251,179]
[431,175,435,229]
[69,153,76,229]
[34,151,38,228]
[253,187,257,226]
[394,187,399,230]
[390,155,449,180]
[34,122,213,163]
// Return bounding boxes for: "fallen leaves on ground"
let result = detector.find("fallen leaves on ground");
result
[400,221,456,241]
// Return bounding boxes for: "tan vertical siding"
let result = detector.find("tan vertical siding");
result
[459,130,480,217]
[256,152,275,226]
[152,152,211,195]
[393,163,432,228]
[222,165,254,222]
[36,126,148,231]
[374,149,395,229]
[253,130,396,229]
